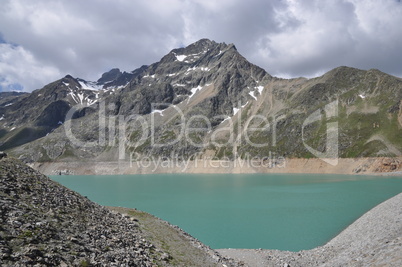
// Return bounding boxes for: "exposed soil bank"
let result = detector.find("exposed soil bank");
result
[31,157,402,176]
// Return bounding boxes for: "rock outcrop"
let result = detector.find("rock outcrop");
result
[0,151,7,159]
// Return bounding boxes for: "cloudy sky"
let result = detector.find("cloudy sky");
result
[0,0,401,92]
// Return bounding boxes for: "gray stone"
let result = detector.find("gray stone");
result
[0,151,7,159]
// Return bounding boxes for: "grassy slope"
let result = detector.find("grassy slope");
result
[107,207,233,267]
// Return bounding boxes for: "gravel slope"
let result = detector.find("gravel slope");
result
[0,158,158,266]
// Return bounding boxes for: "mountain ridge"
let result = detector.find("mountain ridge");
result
[0,38,401,169]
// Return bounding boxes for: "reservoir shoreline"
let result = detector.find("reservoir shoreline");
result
[217,192,402,266]
[32,156,402,176]
[43,158,402,265]
[105,192,402,266]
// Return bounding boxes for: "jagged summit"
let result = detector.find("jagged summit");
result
[174,38,237,56]
[63,74,74,79]
[171,38,220,55]
[97,68,122,84]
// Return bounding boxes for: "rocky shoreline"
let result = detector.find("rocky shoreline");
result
[108,206,240,267]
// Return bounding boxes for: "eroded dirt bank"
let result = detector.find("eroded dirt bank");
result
[31,157,402,176]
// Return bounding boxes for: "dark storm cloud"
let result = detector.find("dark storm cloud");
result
[0,0,401,92]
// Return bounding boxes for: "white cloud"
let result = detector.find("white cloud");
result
[0,0,401,92]
[251,0,402,77]
[0,0,185,91]
[0,43,61,92]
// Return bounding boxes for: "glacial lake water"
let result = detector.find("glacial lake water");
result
[50,173,402,251]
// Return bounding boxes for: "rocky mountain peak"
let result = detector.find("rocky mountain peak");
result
[159,39,232,65]
[181,38,218,53]
[63,74,75,80]
[97,68,122,84]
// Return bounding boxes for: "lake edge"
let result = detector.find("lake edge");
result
[34,156,402,176]
[50,173,402,251]
[217,192,402,266]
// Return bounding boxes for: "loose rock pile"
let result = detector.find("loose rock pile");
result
[0,158,160,266]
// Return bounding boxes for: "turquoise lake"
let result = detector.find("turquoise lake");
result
[50,173,402,251]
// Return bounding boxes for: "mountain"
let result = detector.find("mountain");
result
[0,39,401,166]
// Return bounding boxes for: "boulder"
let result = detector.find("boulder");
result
[0,151,7,159]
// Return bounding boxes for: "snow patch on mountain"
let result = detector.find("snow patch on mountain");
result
[220,116,231,124]
[185,66,210,75]
[233,102,248,116]
[78,81,102,91]
[176,55,187,62]
[190,85,203,98]
[249,86,264,100]
[68,89,97,106]
[233,107,240,115]
[151,109,164,116]
[249,91,257,100]
[257,86,264,95]
[187,85,204,102]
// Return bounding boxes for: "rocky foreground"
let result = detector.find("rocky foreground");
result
[0,157,238,266]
